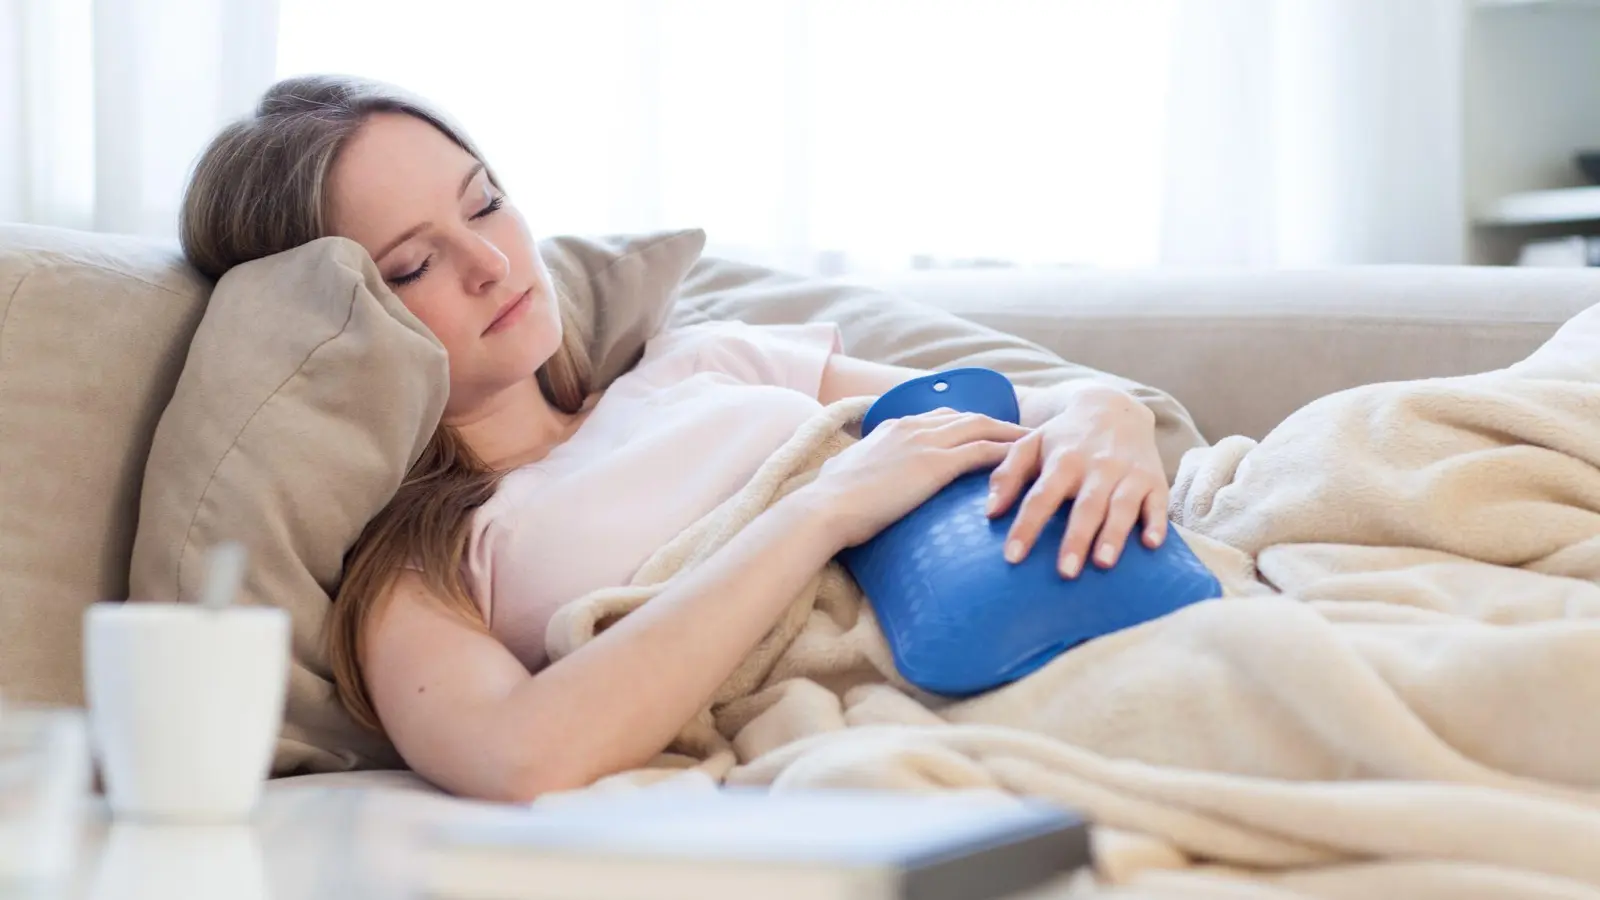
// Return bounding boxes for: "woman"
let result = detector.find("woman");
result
[181,75,1170,802]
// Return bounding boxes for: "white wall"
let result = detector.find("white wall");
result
[1465,4,1600,262]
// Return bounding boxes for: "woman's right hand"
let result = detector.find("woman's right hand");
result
[802,409,1032,549]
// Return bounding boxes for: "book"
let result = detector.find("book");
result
[1517,235,1600,267]
[422,786,1091,900]
[1482,186,1600,227]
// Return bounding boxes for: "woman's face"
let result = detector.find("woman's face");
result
[327,112,562,420]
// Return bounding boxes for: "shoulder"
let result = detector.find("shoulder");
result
[639,320,756,362]
[635,320,842,393]
[626,321,757,384]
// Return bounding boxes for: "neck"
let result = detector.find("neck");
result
[445,377,584,471]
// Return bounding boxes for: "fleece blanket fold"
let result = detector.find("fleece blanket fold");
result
[543,302,1600,898]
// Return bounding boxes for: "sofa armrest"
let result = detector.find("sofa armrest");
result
[857,266,1600,441]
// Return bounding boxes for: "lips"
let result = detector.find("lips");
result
[484,289,531,335]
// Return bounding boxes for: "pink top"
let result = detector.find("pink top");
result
[464,320,842,671]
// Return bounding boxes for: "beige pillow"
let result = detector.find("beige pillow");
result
[129,237,444,772]
[128,229,707,774]
[541,230,706,384]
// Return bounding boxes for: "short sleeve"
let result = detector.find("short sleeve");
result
[641,320,843,398]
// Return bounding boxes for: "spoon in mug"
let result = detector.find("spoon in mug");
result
[198,541,249,611]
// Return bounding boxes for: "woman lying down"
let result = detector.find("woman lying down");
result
[182,75,1173,802]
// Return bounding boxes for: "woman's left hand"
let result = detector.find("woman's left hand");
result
[985,387,1169,578]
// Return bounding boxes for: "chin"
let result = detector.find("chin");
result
[516,306,566,373]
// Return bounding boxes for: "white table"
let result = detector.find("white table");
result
[43,773,1091,900]
[53,772,496,900]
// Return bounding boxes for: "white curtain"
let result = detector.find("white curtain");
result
[3,0,1468,269]
[0,0,279,236]
[1162,0,1467,267]
[277,0,1180,275]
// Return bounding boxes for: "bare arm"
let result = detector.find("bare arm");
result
[361,406,1026,802]
[363,488,847,802]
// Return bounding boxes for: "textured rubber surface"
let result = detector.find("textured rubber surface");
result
[839,368,1222,696]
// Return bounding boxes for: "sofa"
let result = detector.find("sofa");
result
[4,221,1600,792]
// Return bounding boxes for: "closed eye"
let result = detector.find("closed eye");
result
[390,259,430,287]
[387,194,502,287]
[471,194,505,220]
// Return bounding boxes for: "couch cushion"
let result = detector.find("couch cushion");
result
[0,224,211,709]
[864,266,1600,442]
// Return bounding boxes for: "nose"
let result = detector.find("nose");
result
[461,231,510,295]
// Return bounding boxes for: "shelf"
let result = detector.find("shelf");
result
[1478,186,1600,226]
[1476,0,1600,9]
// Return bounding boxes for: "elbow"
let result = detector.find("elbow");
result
[496,771,576,804]
[494,752,598,804]
[419,750,594,805]
[493,740,668,803]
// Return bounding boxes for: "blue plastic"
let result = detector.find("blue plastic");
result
[838,368,1222,697]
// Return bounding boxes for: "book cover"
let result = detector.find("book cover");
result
[423,786,1090,900]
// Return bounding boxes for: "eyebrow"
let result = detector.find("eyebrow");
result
[372,161,488,263]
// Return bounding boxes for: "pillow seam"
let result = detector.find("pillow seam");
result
[174,280,365,596]
[0,269,29,357]
[2,250,206,298]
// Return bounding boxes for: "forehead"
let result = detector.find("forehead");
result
[327,112,478,246]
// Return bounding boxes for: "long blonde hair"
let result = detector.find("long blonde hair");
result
[180,74,594,733]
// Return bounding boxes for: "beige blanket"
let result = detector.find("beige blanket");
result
[544,303,1600,898]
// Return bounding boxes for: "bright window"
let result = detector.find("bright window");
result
[277,0,1178,274]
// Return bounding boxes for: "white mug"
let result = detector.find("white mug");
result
[84,603,289,823]
[88,822,269,900]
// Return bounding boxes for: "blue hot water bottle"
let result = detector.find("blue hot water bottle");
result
[837,368,1222,697]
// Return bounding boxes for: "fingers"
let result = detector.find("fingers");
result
[896,406,1173,580]
[950,439,1018,474]
[882,407,961,433]
[926,412,1031,445]
[886,410,1032,489]
[1057,466,1118,577]
[986,432,1042,517]
[896,410,1029,448]
[1141,485,1170,549]
[1003,453,1083,570]
[1089,478,1149,570]
[1002,454,1162,579]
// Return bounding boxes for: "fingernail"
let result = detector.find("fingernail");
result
[1059,553,1081,578]
[1096,543,1117,567]
[985,491,1000,516]
[1146,529,1164,547]
[1005,540,1025,564]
